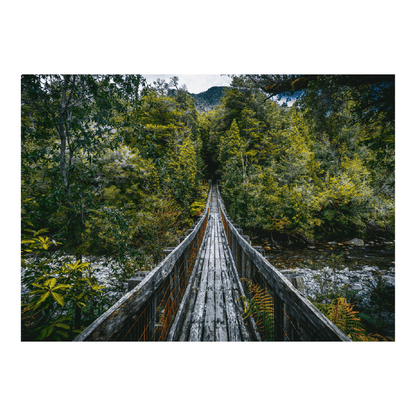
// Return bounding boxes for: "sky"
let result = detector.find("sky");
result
[143,74,298,106]
[143,74,232,94]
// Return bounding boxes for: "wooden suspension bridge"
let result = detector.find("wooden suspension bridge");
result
[74,183,351,342]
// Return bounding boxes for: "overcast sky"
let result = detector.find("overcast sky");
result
[143,74,232,94]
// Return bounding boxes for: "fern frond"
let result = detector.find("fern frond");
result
[327,297,367,341]
[240,279,274,340]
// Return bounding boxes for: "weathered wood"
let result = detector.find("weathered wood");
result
[252,246,265,257]
[214,215,228,341]
[172,191,257,342]
[177,255,205,341]
[221,270,241,341]
[220,223,261,342]
[128,271,149,291]
[203,223,216,341]
[167,229,208,341]
[280,270,306,295]
[189,232,212,341]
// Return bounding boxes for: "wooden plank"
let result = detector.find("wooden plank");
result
[189,231,212,342]
[217,223,239,341]
[214,215,228,341]
[214,215,220,260]
[178,256,205,341]
[203,215,217,341]
[221,270,241,341]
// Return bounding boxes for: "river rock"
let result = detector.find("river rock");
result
[348,238,365,246]
[351,283,363,290]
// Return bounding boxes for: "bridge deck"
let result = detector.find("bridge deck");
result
[176,187,255,341]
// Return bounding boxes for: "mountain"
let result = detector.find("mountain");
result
[189,86,229,112]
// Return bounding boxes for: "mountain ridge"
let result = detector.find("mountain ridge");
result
[189,86,230,112]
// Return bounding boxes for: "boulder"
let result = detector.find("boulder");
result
[347,238,365,246]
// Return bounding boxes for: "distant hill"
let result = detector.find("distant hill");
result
[190,86,230,112]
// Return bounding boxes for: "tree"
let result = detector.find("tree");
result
[21,75,151,251]
[231,74,394,125]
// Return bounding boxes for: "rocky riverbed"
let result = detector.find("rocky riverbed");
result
[263,239,395,338]
[264,239,395,298]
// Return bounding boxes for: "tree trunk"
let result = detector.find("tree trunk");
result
[59,75,71,191]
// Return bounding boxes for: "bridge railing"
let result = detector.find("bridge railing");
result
[73,187,212,341]
[218,190,351,341]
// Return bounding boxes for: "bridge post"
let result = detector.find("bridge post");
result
[243,254,252,294]
[182,245,190,295]
[242,235,250,244]
[128,271,149,291]
[280,271,305,341]
[252,246,265,257]
[240,236,250,285]
[274,294,286,341]
[173,259,180,324]
[240,247,246,286]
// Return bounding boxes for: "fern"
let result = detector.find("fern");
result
[240,279,274,341]
[326,297,368,341]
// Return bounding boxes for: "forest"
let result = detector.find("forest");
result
[21,74,395,341]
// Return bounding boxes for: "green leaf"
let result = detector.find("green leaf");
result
[54,316,71,323]
[51,292,65,306]
[55,323,70,330]
[37,325,53,340]
[36,327,48,340]
[45,325,54,338]
[28,289,45,294]
[34,228,49,236]
[37,291,51,304]
[53,284,72,291]
[48,278,57,289]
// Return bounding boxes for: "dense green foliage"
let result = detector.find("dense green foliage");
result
[209,75,394,243]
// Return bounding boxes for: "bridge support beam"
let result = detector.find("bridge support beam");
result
[274,294,286,341]
[128,271,149,291]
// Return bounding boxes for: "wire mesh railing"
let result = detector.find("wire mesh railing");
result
[73,188,211,341]
[218,190,351,342]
